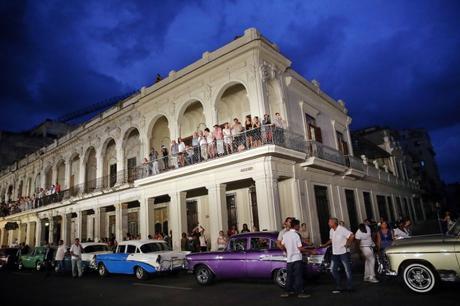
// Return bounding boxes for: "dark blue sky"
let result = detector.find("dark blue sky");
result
[1,0,459,183]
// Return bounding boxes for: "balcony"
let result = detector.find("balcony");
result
[300,141,348,174]
[344,155,366,178]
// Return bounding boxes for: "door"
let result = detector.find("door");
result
[250,189,259,230]
[345,190,358,232]
[377,195,388,221]
[187,201,198,234]
[216,237,247,278]
[109,164,117,187]
[127,157,137,183]
[226,195,238,230]
[246,237,275,278]
[363,192,374,220]
[314,185,331,243]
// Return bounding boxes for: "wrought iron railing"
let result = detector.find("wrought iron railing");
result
[345,155,365,171]
[306,141,346,165]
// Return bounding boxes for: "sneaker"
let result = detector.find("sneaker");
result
[297,293,311,298]
[332,289,342,294]
[368,278,379,283]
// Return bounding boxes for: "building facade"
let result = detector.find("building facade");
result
[0,28,422,250]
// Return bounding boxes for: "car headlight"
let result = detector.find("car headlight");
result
[307,255,325,265]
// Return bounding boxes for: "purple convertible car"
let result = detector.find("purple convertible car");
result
[186,232,327,287]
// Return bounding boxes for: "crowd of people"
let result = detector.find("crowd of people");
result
[141,113,287,176]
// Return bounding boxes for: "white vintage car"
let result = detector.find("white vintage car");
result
[95,240,188,280]
[80,242,112,270]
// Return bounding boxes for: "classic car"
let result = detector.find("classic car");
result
[95,240,188,280]
[81,242,112,269]
[18,246,52,271]
[185,232,327,287]
[383,221,460,293]
[0,248,19,270]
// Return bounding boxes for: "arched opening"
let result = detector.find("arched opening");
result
[44,167,53,190]
[34,173,41,195]
[17,180,24,198]
[26,177,32,196]
[124,129,140,183]
[149,116,171,153]
[216,83,250,124]
[103,138,117,188]
[69,154,80,195]
[56,160,66,189]
[84,147,97,193]
[179,101,206,143]
[7,185,13,202]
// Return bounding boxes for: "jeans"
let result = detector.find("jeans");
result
[56,260,65,273]
[286,260,304,294]
[331,253,353,290]
[71,259,82,277]
[360,246,376,279]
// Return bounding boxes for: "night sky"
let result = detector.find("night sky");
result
[1,0,459,183]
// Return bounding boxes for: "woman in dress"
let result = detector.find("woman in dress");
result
[223,122,233,154]
[252,116,262,147]
[376,221,393,255]
[244,115,253,148]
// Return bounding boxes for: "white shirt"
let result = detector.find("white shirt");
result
[70,243,82,260]
[178,142,186,153]
[281,229,302,263]
[330,225,352,255]
[277,228,288,241]
[55,245,67,261]
[355,226,374,247]
[393,228,410,239]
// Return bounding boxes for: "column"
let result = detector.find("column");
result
[94,208,101,242]
[64,161,71,189]
[115,203,128,242]
[169,191,187,251]
[96,152,104,189]
[254,175,281,231]
[48,218,54,244]
[25,222,31,245]
[79,158,86,187]
[207,184,228,251]
[76,211,83,240]
[35,220,42,247]
[17,222,23,244]
[290,179,305,221]
[139,198,150,240]
[116,143,124,185]
[61,214,68,245]
[51,166,58,186]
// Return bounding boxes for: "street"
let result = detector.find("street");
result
[0,268,457,306]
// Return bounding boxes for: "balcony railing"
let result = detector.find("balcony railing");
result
[306,141,346,165]
[135,125,307,180]
[345,155,365,171]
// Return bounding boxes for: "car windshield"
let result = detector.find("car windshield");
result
[84,245,109,253]
[140,242,171,253]
[447,221,460,236]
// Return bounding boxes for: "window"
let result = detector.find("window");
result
[305,114,322,143]
[249,237,272,251]
[126,245,136,254]
[345,190,358,231]
[387,197,395,221]
[117,245,126,253]
[336,131,349,155]
[228,238,247,252]
[376,195,388,221]
[84,245,109,253]
[363,192,374,220]
[140,242,171,253]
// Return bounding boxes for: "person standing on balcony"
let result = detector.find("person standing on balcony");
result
[223,122,233,155]
[213,125,224,156]
[244,115,253,148]
[192,131,200,161]
[170,140,179,169]
[205,128,215,159]
[232,118,243,151]
[198,130,208,160]
[273,112,286,145]
[178,138,186,167]
[252,116,262,147]
[262,114,273,143]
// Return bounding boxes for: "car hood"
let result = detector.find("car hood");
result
[391,234,446,246]
[186,251,225,260]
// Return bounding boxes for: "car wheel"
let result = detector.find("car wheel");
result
[135,266,149,280]
[274,268,287,288]
[98,263,108,277]
[402,263,437,294]
[195,265,214,286]
[36,262,42,271]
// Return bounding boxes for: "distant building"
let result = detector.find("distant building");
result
[0,119,74,171]
[445,183,460,215]
[399,129,445,211]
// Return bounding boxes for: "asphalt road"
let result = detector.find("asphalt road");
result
[0,268,457,306]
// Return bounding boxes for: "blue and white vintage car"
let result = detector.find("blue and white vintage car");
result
[95,240,188,280]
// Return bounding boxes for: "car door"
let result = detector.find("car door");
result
[22,248,35,268]
[216,237,247,278]
[104,245,128,273]
[246,237,275,278]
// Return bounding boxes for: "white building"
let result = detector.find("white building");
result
[0,28,422,250]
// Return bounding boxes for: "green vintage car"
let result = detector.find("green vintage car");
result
[18,246,53,271]
[383,221,460,294]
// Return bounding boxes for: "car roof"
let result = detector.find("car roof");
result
[81,242,108,247]
[118,240,166,247]
[231,231,279,239]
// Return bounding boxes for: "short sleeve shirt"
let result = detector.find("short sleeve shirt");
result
[70,244,82,260]
[281,229,303,263]
[355,226,374,247]
[330,225,352,255]
[277,228,288,241]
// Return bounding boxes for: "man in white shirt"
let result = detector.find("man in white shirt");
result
[280,219,310,299]
[70,238,83,278]
[55,240,67,273]
[276,217,292,249]
[321,217,354,293]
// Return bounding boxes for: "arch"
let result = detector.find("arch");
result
[123,128,141,182]
[178,100,206,138]
[102,138,117,187]
[84,147,97,192]
[148,116,171,154]
[55,159,66,188]
[215,82,251,124]
[7,184,13,202]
